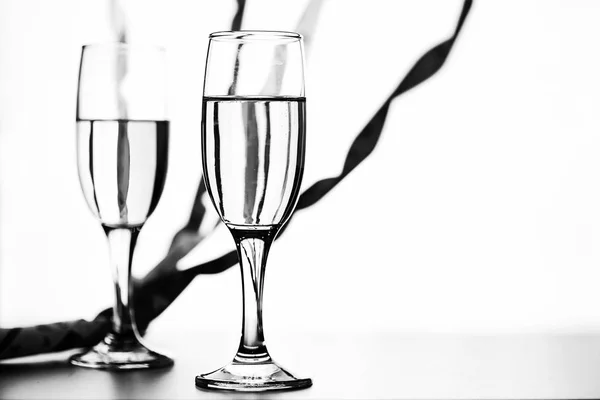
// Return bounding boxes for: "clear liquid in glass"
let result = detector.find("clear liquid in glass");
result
[76,120,169,227]
[202,96,305,229]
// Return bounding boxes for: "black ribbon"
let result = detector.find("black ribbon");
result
[296,0,473,211]
[0,0,472,361]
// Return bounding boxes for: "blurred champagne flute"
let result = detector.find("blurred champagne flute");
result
[71,43,172,370]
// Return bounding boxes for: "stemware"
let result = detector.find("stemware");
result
[196,31,311,391]
[71,43,173,370]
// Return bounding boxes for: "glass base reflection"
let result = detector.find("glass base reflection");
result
[195,359,312,392]
[69,333,173,370]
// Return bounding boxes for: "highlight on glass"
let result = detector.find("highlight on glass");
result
[71,43,173,370]
[196,31,311,391]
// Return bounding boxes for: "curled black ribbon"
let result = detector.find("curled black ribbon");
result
[0,0,472,361]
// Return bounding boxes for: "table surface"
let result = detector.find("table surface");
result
[2,331,600,399]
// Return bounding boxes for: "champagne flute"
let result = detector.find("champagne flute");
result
[71,43,173,370]
[196,31,311,391]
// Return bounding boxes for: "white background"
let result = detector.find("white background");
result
[1,0,600,338]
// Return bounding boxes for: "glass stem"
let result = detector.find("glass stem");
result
[104,226,141,341]
[231,227,277,363]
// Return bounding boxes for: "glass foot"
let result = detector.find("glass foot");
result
[196,360,312,392]
[70,333,173,370]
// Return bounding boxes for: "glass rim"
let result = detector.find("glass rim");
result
[81,42,166,52]
[208,30,302,42]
